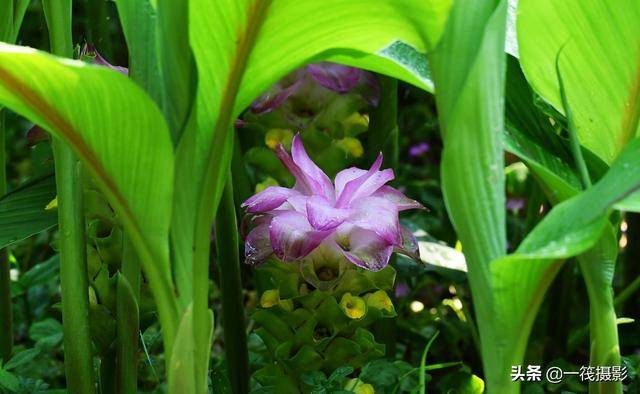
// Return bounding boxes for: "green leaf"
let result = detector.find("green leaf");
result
[429,0,508,388]
[168,304,214,394]
[518,0,640,163]
[0,367,20,392]
[114,0,164,107]
[4,348,41,371]
[156,0,195,139]
[0,44,180,344]
[0,175,57,249]
[29,318,63,349]
[488,138,640,385]
[504,56,610,203]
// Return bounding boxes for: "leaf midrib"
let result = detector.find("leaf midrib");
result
[0,63,166,286]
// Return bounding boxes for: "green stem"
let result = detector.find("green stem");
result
[367,75,398,169]
[43,1,95,392]
[231,133,252,215]
[578,233,622,394]
[214,176,249,394]
[0,109,12,363]
[116,239,140,394]
[116,271,139,394]
[53,144,95,393]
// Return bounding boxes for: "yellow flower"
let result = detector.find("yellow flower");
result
[336,137,364,158]
[265,128,293,149]
[45,197,58,210]
[345,378,375,394]
[339,293,366,319]
[260,289,280,308]
[365,290,394,313]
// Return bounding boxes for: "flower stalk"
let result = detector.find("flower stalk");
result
[43,1,96,392]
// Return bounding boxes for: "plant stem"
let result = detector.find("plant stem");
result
[368,75,398,169]
[116,238,140,393]
[215,176,249,394]
[43,1,95,392]
[578,231,622,394]
[116,271,139,394]
[231,133,252,215]
[53,144,95,393]
[0,109,12,363]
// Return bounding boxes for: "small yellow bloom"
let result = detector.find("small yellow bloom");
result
[278,299,294,312]
[336,137,364,158]
[345,378,375,394]
[45,197,58,210]
[265,128,293,149]
[255,177,279,193]
[260,289,280,308]
[365,290,394,313]
[339,293,366,319]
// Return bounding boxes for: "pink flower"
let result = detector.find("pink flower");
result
[242,134,423,271]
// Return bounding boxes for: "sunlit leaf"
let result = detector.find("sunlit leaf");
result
[0,44,179,340]
[518,0,640,163]
[429,0,508,389]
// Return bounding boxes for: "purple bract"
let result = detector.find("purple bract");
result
[242,134,423,271]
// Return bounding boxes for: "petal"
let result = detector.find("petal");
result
[347,196,400,244]
[360,72,381,106]
[241,186,298,213]
[269,211,329,262]
[335,227,394,271]
[275,143,313,195]
[290,134,335,200]
[336,154,394,206]
[395,225,420,260]
[307,62,363,93]
[82,44,128,75]
[306,195,351,231]
[372,185,425,211]
[334,167,367,199]
[245,222,273,265]
[250,77,304,115]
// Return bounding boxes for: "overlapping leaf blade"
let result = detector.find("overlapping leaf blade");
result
[0,45,178,333]
[429,0,508,389]
[490,137,640,384]
[0,175,57,249]
[518,0,640,164]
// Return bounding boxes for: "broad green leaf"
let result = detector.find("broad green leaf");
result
[114,0,164,107]
[504,55,609,203]
[0,175,57,249]
[0,44,179,339]
[489,138,640,385]
[430,0,507,389]
[156,0,195,140]
[168,304,214,394]
[518,0,640,164]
